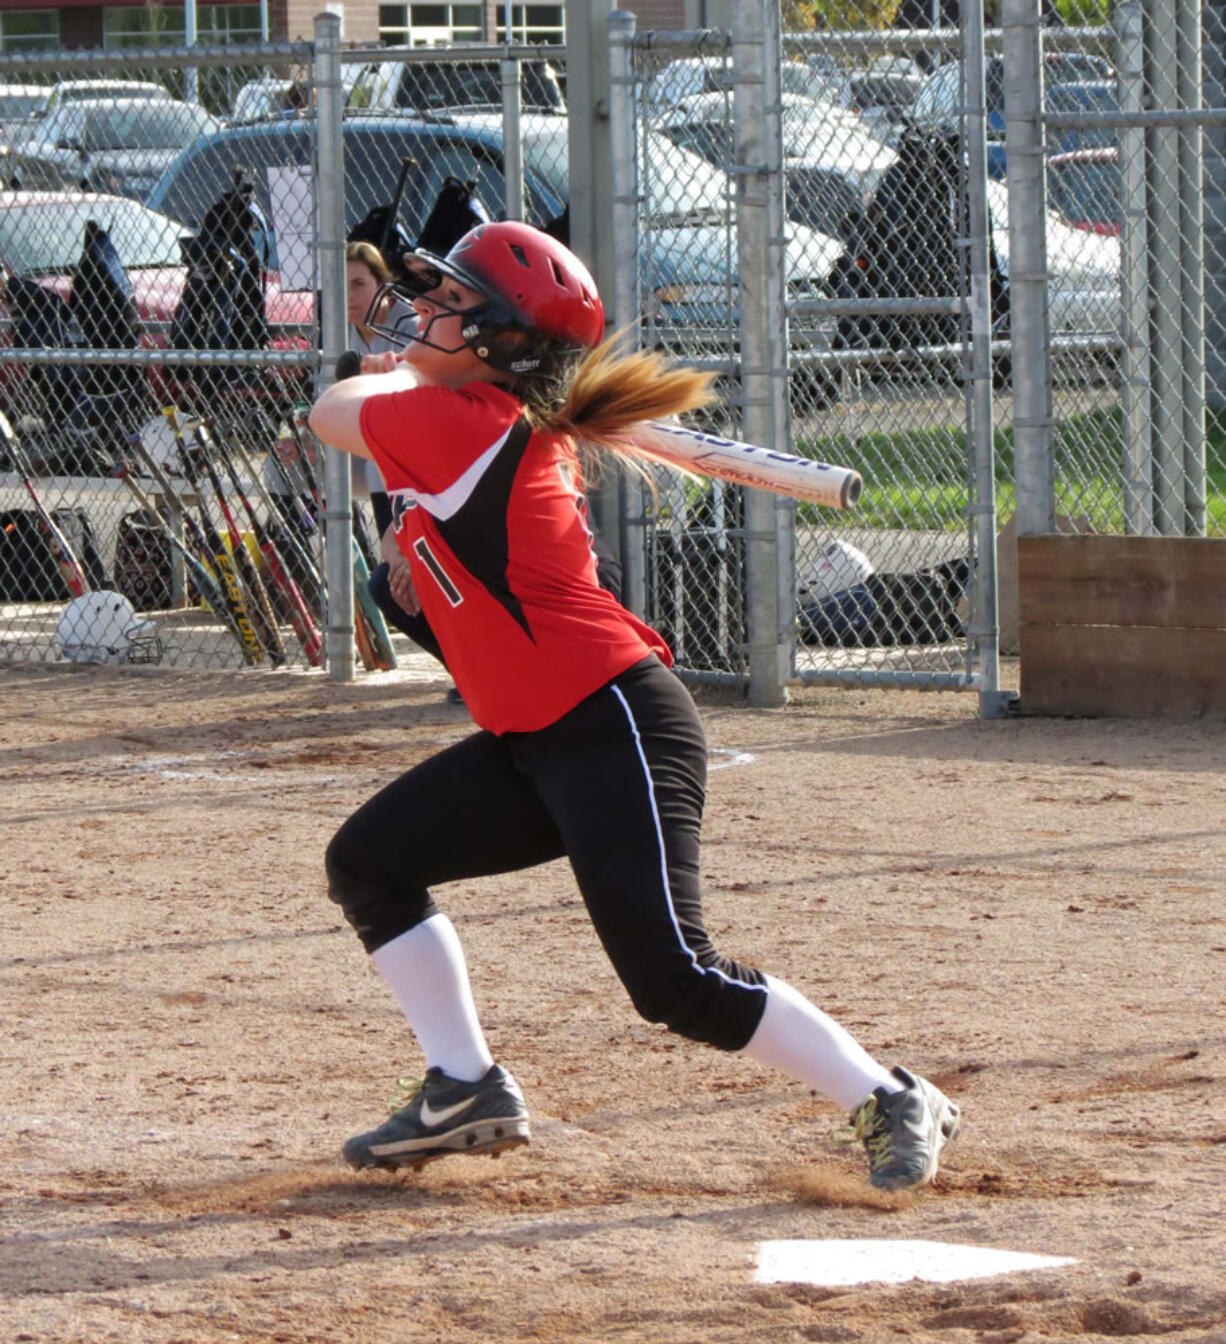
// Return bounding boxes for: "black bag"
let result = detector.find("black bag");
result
[798,558,970,647]
[170,183,270,397]
[347,205,415,278]
[4,276,89,425]
[415,176,491,256]
[115,509,174,611]
[0,508,106,602]
[69,219,147,442]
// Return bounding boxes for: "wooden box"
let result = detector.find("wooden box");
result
[1018,533,1226,717]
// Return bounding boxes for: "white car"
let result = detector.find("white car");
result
[828,130,1120,356]
[0,83,49,149]
[41,79,172,116]
[986,177,1120,339]
[654,90,897,242]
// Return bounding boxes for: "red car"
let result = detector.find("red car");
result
[0,190,313,437]
[1046,148,1121,237]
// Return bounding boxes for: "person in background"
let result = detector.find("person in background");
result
[308,220,961,1192]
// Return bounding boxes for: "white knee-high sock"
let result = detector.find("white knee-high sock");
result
[738,974,903,1112]
[369,914,494,1084]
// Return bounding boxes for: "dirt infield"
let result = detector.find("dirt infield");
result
[2,662,1225,1344]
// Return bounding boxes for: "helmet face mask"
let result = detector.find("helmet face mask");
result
[365,223,604,378]
[56,591,164,666]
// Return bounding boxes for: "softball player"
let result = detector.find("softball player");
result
[310,222,960,1190]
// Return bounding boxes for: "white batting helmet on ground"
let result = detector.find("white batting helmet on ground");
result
[56,591,164,666]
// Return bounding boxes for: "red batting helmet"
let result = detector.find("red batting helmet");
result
[373,221,606,375]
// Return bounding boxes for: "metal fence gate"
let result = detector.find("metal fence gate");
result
[609,6,1009,715]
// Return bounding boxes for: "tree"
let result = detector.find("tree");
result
[783,0,905,31]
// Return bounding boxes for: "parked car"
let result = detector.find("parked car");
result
[11,98,221,200]
[228,65,366,124]
[836,67,924,145]
[653,90,897,242]
[148,113,566,251]
[910,52,1115,178]
[346,51,566,116]
[41,79,171,116]
[229,77,302,124]
[828,129,1120,361]
[1044,80,1119,157]
[1047,147,1120,235]
[645,55,839,112]
[0,83,49,147]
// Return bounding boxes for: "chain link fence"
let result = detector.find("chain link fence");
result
[0,34,568,672]
[612,11,999,706]
[1,10,1219,709]
[1005,0,1226,547]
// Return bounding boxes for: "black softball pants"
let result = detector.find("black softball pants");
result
[325,655,768,1052]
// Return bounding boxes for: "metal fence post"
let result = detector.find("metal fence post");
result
[733,1,786,707]
[500,51,525,220]
[314,11,354,682]
[1118,0,1154,536]
[569,0,620,560]
[1002,0,1054,540]
[967,0,1006,716]
[1175,0,1207,535]
[608,9,646,614]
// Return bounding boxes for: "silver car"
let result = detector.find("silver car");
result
[12,97,220,201]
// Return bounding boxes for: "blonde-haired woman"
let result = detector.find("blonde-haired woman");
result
[310,221,960,1190]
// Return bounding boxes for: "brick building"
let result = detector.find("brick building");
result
[0,0,718,53]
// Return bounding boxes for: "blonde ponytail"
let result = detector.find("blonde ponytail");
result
[517,337,717,482]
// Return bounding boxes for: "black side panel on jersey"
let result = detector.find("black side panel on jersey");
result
[434,417,534,639]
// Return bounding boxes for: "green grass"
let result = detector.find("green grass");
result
[795,407,1226,533]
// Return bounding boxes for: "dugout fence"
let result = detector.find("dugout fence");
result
[0,5,1221,716]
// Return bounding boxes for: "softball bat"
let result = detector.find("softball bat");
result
[627,422,862,510]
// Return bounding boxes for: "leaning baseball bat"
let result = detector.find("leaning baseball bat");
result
[625,422,862,510]
[186,419,288,667]
[161,407,265,666]
[205,422,324,667]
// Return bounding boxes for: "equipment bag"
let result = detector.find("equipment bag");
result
[798,558,970,647]
[115,509,174,612]
[0,508,105,602]
[415,176,491,256]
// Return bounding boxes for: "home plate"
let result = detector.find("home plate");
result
[754,1239,1076,1287]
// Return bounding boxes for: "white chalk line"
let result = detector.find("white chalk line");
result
[709,748,756,771]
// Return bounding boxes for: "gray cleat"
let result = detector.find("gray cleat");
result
[343,1064,530,1172]
[850,1065,961,1190]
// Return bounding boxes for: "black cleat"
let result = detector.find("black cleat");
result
[343,1064,530,1172]
[850,1065,961,1190]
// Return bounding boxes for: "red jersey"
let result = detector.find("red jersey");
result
[360,380,671,734]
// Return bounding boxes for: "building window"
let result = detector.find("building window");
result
[103,5,263,113]
[200,5,264,42]
[0,10,60,52]
[496,5,564,45]
[378,4,563,47]
[103,4,263,47]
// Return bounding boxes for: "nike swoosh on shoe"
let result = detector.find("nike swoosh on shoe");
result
[419,1095,478,1128]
